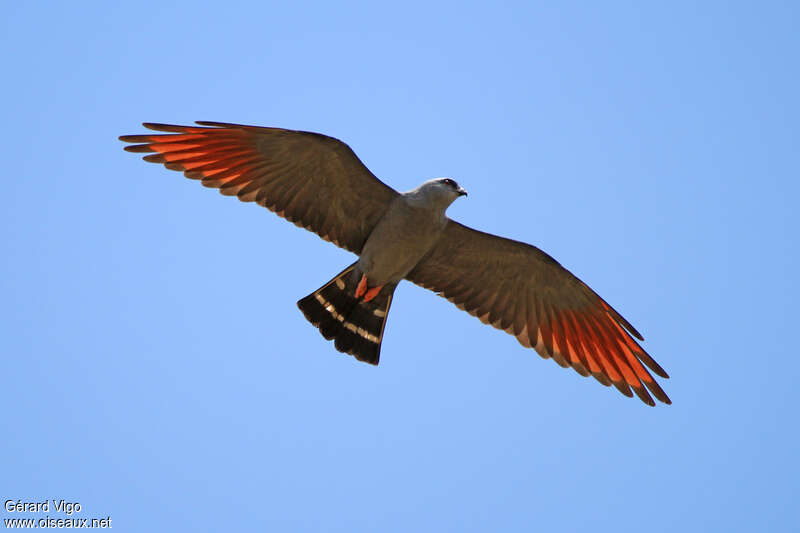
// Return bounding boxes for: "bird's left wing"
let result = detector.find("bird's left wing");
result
[406,220,670,406]
[120,122,398,253]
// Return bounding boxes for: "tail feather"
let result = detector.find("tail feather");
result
[297,264,396,365]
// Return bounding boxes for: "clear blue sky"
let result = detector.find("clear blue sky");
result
[2,1,798,531]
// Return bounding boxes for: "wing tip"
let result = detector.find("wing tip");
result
[122,144,148,152]
[195,120,250,129]
[142,122,174,131]
[646,381,672,405]
[613,382,634,398]
[632,386,656,406]
[142,122,210,133]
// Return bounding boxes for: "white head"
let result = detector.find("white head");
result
[405,177,468,211]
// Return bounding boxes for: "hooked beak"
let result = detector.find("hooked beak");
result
[457,187,468,197]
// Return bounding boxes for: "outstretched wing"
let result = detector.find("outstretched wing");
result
[406,221,670,406]
[120,121,398,253]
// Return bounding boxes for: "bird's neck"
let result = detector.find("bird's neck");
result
[402,190,454,215]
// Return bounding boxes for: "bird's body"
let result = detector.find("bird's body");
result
[360,181,460,286]
[120,121,671,406]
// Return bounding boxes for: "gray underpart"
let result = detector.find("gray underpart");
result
[357,179,464,286]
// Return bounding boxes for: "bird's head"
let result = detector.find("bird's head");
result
[407,177,468,210]
[433,177,468,198]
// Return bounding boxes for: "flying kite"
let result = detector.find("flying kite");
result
[120,121,670,406]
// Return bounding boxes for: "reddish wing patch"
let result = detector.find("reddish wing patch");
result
[406,221,671,406]
[121,126,261,192]
[120,122,399,254]
[526,303,669,406]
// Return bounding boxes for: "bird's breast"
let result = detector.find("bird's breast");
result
[358,200,447,286]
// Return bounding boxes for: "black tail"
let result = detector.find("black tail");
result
[297,264,396,365]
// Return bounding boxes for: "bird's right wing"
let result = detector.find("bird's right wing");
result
[406,220,670,405]
[120,121,399,253]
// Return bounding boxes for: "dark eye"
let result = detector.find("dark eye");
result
[441,178,456,188]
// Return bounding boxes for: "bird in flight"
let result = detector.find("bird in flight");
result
[120,121,670,406]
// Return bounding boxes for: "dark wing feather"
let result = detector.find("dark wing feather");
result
[120,121,398,253]
[407,220,670,406]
